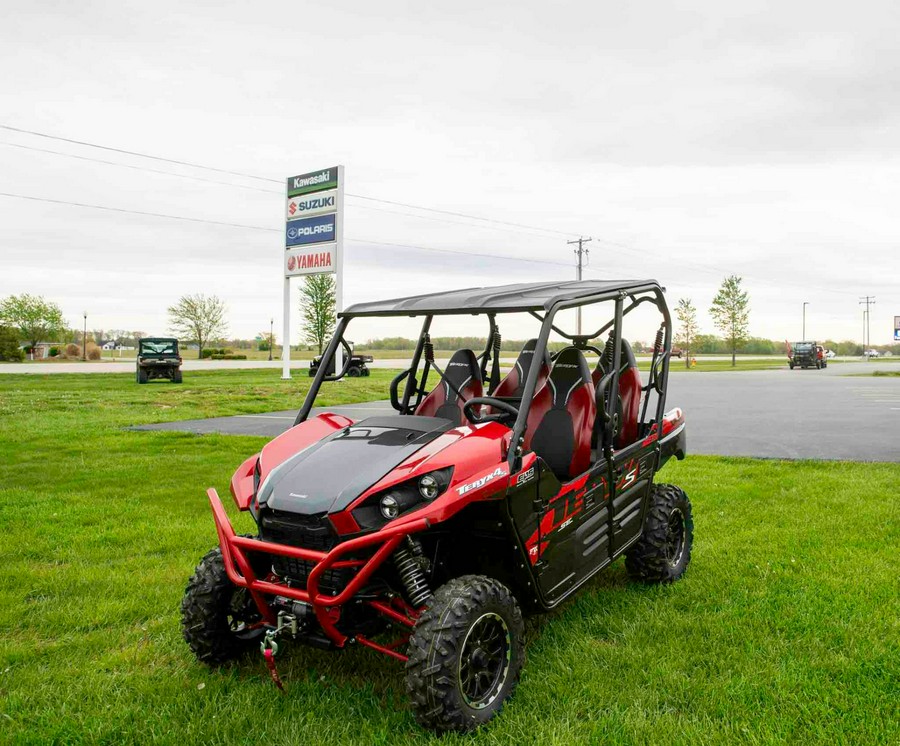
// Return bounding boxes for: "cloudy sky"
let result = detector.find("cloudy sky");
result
[1,0,897,345]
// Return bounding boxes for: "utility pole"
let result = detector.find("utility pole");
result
[82,311,87,361]
[567,237,591,334]
[802,301,809,340]
[859,296,875,359]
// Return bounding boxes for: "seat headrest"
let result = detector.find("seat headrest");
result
[515,338,550,376]
[546,347,592,407]
[443,349,481,390]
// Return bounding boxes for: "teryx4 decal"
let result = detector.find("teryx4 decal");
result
[456,466,507,496]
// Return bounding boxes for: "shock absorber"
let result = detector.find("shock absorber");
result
[393,538,431,607]
[653,326,664,356]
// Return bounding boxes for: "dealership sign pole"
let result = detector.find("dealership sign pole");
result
[281,165,344,379]
[895,316,900,343]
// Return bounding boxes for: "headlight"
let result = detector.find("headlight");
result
[418,474,440,500]
[352,467,454,530]
[380,494,400,519]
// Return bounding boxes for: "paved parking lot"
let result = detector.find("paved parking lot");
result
[134,368,900,462]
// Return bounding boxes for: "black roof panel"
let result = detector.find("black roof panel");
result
[342,280,660,317]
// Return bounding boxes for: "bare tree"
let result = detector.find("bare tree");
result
[300,274,336,354]
[167,294,228,358]
[0,294,66,357]
[709,275,750,367]
[675,297,699,369]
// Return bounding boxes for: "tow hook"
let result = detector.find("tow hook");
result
[259,610,301,693]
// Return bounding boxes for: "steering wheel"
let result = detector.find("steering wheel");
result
[463,397,519,425]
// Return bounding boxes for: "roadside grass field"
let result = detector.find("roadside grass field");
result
[0,371,897,745]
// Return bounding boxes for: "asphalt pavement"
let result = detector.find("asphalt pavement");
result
[133,367,900,462]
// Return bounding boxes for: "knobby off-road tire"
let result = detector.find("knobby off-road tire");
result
[347,366,362,377]
[172,369,183,383]
[137,367,149,384]
[181,540,265,665]
[405,575,525,733]
[625,484,693,584]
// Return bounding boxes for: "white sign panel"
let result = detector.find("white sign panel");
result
[286,189,338,221]
[285,244,336,277]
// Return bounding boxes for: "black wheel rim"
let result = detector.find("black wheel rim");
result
[227,588,262,639]
[665,508,686,567]
[458,612,511,710]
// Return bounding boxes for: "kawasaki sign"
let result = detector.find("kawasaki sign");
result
[286,167,338,198]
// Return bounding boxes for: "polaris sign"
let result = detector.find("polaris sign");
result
[286,214,336,247]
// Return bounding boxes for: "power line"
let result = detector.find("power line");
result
[0,141,282,194]
[0,191,279,232]
[0,124,280,183]
[0,191,570,269]
[0,123,579,237]
[346,238,571,268]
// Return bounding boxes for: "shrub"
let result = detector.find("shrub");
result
[86,343,101,361]
[201,347,230,359]
[65,343,80,358]
[0,326,24,361]
[210,353,247,360]
[49,346,60,357]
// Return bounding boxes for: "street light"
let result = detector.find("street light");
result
[268,317,274,362]
[802,302,809,340]
[82,311,87,361]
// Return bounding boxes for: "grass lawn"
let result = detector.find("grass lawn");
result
[0,371,897,745]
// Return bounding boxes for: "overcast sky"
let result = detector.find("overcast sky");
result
[1,0,897,346]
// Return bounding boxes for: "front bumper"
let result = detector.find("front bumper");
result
[207,488,428,653]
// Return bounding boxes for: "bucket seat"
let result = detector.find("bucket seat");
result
[524,347,596,481]
[415,349,483,426]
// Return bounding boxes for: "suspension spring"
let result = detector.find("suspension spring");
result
[653,326,664,356]
[393,538,431,607]
[601,332,616,370]
[493,331,502,353]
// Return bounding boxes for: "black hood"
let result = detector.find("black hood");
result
[257,415,455,515]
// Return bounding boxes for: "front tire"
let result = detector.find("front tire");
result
[406,575,524,733]
[181,544,265,665]
[625,484,693,584]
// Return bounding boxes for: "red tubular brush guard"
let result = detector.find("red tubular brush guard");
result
[208,488,429,652]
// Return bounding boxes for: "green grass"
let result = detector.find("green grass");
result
[872,370,900,377]
[1,371,898,745]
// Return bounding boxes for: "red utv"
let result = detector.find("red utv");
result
[182,280,692,733]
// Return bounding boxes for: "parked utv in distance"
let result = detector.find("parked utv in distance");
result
[308,343,372,377]
[788,341,826,370]
[136,338,182,383]
[182,280,691,733]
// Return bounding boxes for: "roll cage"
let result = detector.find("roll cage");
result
[295,280,673,470]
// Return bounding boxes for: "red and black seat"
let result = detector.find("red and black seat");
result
[492,338,551,399]
[415,349,483,426]
[524,347,596,481]
[591,338,642,450]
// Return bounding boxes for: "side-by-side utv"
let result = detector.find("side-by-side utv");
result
[182,280,691,733]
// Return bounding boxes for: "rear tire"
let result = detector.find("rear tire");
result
[181,542,265,666]
[625,484,693,584]
[406,575,524,733]
[137,367,148,384]
[172,369,183,383]
[347,366,361,377]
